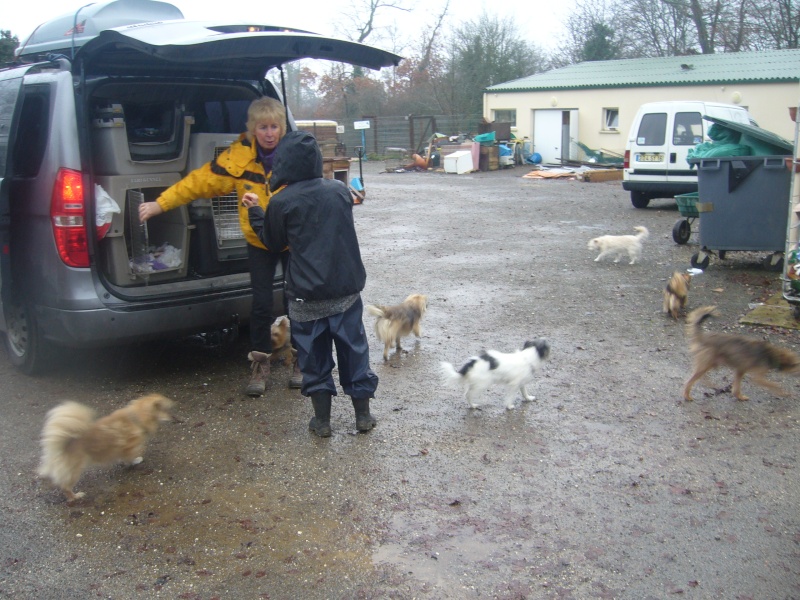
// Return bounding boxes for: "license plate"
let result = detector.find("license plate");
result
[635,152,664,163]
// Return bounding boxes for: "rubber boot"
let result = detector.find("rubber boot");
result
[288,358,303,389]
[309,392,332,437]
[352,397,376,432]
[246,351,270,397]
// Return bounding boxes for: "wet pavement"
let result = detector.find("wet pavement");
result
[1,161,798,599]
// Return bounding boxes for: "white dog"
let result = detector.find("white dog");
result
[441,339,550,410]
[587,226,649,264]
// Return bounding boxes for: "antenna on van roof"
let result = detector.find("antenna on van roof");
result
[71,3,96,59]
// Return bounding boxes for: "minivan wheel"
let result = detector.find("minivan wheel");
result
[630,191,650,209]
[3,299,49,375]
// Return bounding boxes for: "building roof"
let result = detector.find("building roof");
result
[486,49,800,93]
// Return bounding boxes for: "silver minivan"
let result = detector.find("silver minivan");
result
[0,1,400,374]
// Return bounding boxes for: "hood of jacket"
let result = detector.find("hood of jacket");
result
[270,131,323,192]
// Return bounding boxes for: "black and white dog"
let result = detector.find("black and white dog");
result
[441,339,550,410]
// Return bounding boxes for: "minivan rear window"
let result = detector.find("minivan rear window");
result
[636,113,667,146]
[672,111,703,145]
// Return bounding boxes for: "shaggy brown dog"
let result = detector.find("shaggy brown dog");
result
[366,293,428,360]
[38,394,174,501]
[683,306,800,401]
[270,316,295,367]
[663,271,691,319]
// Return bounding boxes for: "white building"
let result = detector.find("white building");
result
[484,50,800,165]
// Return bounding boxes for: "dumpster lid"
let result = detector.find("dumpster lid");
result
[702,115,793,155]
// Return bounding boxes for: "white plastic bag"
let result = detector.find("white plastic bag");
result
[95,184,121,238]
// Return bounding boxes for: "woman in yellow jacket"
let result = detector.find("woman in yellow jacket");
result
[139,97,298,397]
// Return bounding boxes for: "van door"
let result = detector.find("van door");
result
[0,66,33,331]
[669,110,704,181]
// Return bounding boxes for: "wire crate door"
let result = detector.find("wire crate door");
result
[127,190,150,276]
[211,145,246,249]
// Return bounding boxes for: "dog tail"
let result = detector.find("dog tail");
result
[440,361,465,388]
[365,304,385,319]
[685,305,717,340]
[38,401,95,487]
[366,304,392,344]
[634,226,649,240]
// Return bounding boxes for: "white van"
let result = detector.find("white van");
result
[622,101,754,208]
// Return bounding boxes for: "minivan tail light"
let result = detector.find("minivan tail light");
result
[623,150,630,169]
[51,168,89,268]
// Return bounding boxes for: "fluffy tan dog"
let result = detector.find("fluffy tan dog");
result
[38,393,174,501]
[683,306,800,401]
[366,293,428,360]
[270,316,295,366]
[663,271,692,319]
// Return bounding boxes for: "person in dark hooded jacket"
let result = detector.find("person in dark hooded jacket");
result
[243,131,379,437]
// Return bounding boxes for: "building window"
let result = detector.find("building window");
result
[493,109,516,125]
[603,108,619,131]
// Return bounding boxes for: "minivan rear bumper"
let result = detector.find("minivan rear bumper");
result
[35,293,259,348]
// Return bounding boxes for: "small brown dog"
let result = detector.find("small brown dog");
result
[38,393,174,501]
[683,306,800,401]
[663,271,691,319]
[270,316,295,366]
[366,293,428,360]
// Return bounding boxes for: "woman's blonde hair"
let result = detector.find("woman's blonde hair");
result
[246,97,287,141]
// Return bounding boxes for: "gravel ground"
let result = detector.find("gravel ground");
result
[1,160,798,599]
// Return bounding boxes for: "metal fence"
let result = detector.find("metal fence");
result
[326,114,484,158]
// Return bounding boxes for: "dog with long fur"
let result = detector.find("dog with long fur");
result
[441,339,550,410]
[366,293,428,361]
[270,316,295,367]
[663,271,692,319]
[683,306,800,401]
[588,226,649,264]
[38,393,174,501]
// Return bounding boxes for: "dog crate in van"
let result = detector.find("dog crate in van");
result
[91,101,193,175]
[184,133,249,275]
[95,172,191,286]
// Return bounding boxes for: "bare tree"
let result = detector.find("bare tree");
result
[336,0,415,45]
[662,0,754,53]
[749,0,800,49]
[417,1,449,73]
[616,0,697,56]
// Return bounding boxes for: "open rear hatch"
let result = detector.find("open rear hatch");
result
[59,17,399,295]
[75,22,401,79]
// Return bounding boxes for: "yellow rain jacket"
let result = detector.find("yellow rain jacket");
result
[155,133,274,250]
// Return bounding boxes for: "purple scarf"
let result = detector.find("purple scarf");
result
[257,144,277,174]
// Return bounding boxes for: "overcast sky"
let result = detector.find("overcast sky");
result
[4,0,576,54]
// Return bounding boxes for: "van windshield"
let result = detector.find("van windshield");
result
[636,113,667,146]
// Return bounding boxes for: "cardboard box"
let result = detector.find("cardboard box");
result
[580,169,623,183]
